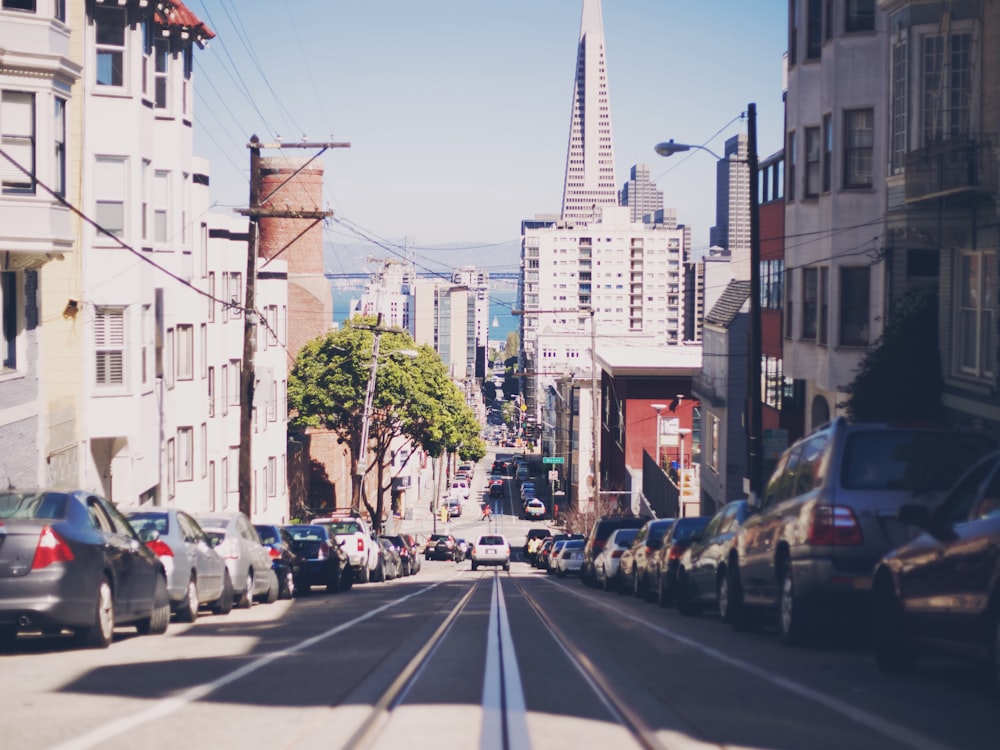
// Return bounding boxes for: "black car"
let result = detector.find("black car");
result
[284,524,352,594]
[650,516,711,606]
[580,516,646,587]
[0,489,170,648]
[424,533,457,561]
[674,500,750,618]
[254,524,304,599]
[380,534,415,576]
[871,451,1000,680]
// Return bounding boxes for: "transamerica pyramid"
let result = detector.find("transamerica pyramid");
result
[560,0,618,224]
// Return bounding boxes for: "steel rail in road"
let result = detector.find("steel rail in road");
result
[510,576,680,750]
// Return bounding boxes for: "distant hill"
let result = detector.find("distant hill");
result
[323,240,521,278]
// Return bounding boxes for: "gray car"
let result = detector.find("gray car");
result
[726,417,998,644]
[194,512,278,608]
[125,508,232,622]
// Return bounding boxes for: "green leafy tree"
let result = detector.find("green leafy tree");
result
[288,315,482,532]
[840,286,944,423]
[503,331,519,361]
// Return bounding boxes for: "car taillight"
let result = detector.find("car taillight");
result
[357,538,365,553]
[317,541,329,560]
[668,544,686,560]
[611,550,623,559]
[807,505,863,546]
[592,540,606,554]
[145,539,174,558]
[31,526,74,570]
[267,546,281,559]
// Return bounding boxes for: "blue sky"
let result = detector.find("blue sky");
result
[188,1,788,272]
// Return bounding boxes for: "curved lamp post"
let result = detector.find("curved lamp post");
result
[654,103,763,503]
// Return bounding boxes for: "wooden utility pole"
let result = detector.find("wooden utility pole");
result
[236,135,348,519]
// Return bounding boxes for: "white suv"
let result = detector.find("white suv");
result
[471,534,511,571]
[312,514,379,583]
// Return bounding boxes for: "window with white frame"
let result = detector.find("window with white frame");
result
[95,156,126,238]
[839,266,871,346]
[176,324,193,380]
[921,31,972,144]
[207,366,215,417]
[891,36,908,172]
[53,97,66,196]
[229,359,240,407]
[177,426,193,481]
[164,328,174,389]
[181,172,188,245]
[166,438,176,498]
[200,423,207,478]
[94,4,127,88]
[3,0,36,12]
[208,272,216,322]
[153,170,169,243]
[267,305,278,347]
[705,412,719,472]
[228,272,242,319]
[200,323,207,378]
[819,266,829,345]
[804,126,821,197]
[1,272,17,372]
[843,109,874,188]
[267,380,277,422]
[845,0,875,32]
[95,307,125,386]
[154,38,169,109]
[802,267,818,340]
[220,456,228,508]
[1,91,35,193]
[220,363,228,416]
[208,460,216,510]
[956,250,996,379]
[821,114,832,193]
[267,456,277,497]
[141,303,151,385]
[141,159,150,241]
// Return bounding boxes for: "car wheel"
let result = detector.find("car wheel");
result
[237,570,254,609]
[212,571,234,615]
[358,564,371,584]
[726,563,752,632]
[279,570,295,600]
[340,565,354,592]
[675,571,701,616]
[263,570,279,603]
[872,574,918,674]
[717,571,731,623]
[137,574,170,635]
[176,576,199,623]
[77,576,114,649]
[778,564,812,646]
[658,572,670,609]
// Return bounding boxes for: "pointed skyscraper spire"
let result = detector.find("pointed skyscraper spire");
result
[560,0,618,224]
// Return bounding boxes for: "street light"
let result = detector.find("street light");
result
[655,103,763,503]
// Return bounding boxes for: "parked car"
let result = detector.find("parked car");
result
[581,516,646,587]
[871,450,1000,679]
[524,499,547,520]
[515,466,530,482]
[376,538,401,581]
[381,534,415,576]
[405,534,423,574]
[619,518,674,600]
[520,481,537,502]
[555,539,585,578]
[524,528,551,562]
[0,489,169,648]
[284,524,352,593]
[253,523,303,599]
[725,418,998,644]
[447,499,463,518]
[649,516,711,606]
[125,508,231,621]
[673,500,750,618]
[547,539,570,575]
[454,538,472,561]
[194,512,278,608]
[424,533,458,561]
[471,534,511,571]
[593,527,640,592]
[311,513,379,584]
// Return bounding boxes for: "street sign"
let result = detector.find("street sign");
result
[548,470,559,482]
[542,456,565,464]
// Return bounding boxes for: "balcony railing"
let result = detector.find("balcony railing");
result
[904,135,996,203]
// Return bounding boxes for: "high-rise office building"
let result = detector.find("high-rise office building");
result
[620,163,664,224]
[560,0,619,224]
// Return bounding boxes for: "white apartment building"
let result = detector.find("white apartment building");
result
[783,0,888,431]
[0,0,79,487]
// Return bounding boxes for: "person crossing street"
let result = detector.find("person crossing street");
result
[481,503,492,521]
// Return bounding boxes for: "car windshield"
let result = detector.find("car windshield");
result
[255,526,280,545]
[840,430,998,492]
[614,529,639,547]
[671,518,709,542]
[286,525,327,541]
[0,491,69,520]
[478,536,505,545]
[204,530,225,546]
[326,521,361,534]
[127,512,170,536]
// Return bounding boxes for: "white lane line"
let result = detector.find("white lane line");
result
[480,574,530,750]
[545,579,953,750]
[48,579,456,750]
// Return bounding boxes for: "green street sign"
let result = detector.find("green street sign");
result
[542,456,565,464]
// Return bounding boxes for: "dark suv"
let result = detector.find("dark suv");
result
[725,417,998,644]
[580,516,646,587]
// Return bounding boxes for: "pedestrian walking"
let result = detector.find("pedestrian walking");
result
[481,503,492,521]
